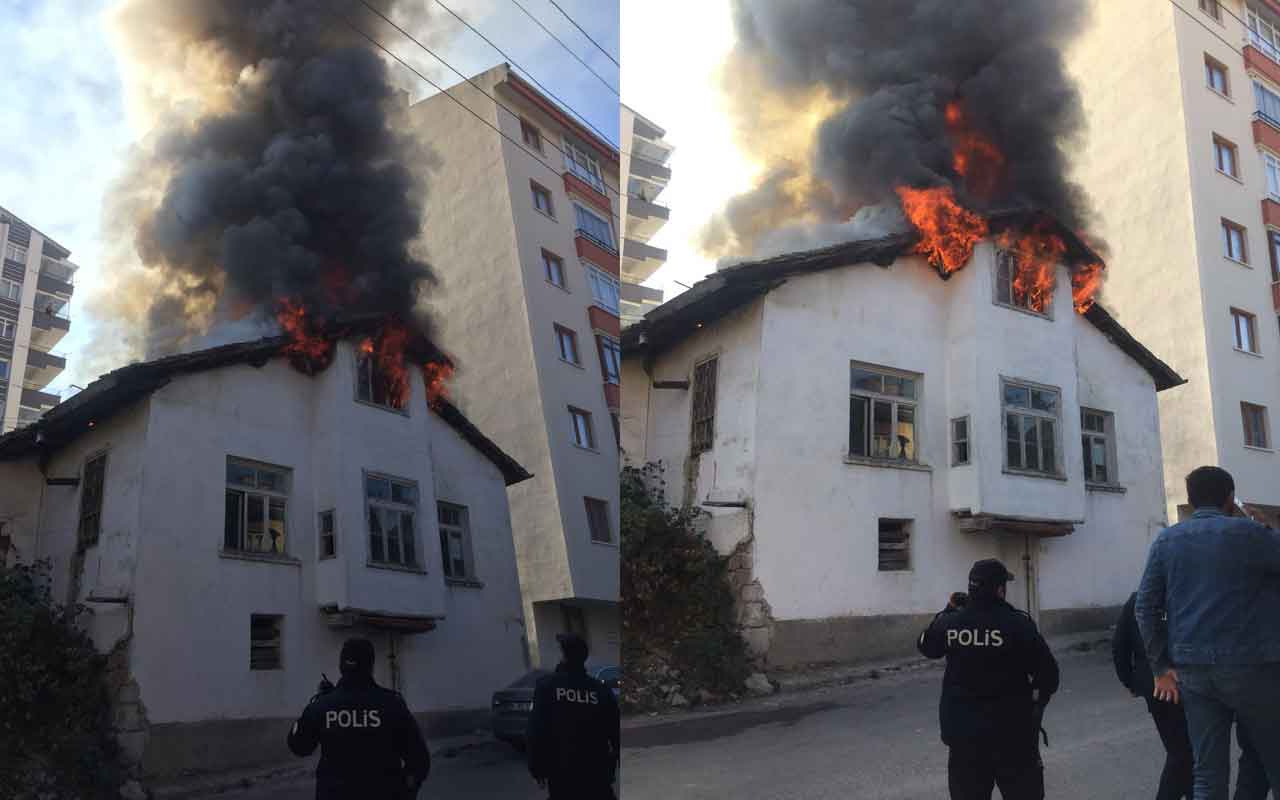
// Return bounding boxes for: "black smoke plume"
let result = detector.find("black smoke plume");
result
[708,0,1096,257]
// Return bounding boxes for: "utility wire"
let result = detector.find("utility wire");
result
[368,0,619,150]
[506,0,619,96]
[1169,0,1248,58]
[545,0,619,66]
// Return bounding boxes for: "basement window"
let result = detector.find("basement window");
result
[994,250,1052,317]
[318,510,336,560]
[366,473,419,568]
[356,352,408,411]
[1081,409,1117,484]
[225,458,290,555]
[690,357,718,455]
[878,519,912,572]
[850,362,919,462]
[78,452,107,547]
[1003,379,1061,477]
[249,615,283,670]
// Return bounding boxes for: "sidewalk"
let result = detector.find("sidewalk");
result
[622,628,1113,732]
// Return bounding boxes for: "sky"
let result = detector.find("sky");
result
[620,0,751,300]
[0,0,619,394]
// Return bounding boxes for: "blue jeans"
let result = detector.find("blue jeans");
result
[1179,663,1280,800]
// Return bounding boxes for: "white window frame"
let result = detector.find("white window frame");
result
[1242,402,1272,449]
[555,324,581,365]
[1223,219,1249,263]
[355,350,410,414]
[1206,55,1230,96]
[318,509,337,560]
[1001,378,1062,478]
[437,502,477,581]
[0,279,20,301]
[585,496,613,544]
[531,181,555,218]
[1265,152,1280,201]
[585,264,620,315]
[574,203,614,249]
[564,138,606,194]
[951,416,971,466]
[0,319,14,340]
[224,457,291,555]
[364,472,420,569]
[1250,6,1280,61]
[1081,408,1118,485]
[543,249,566,289]
[570,406,596,450]
[1255,79,1280,127]
[4,242,27,264]
[1214,135,1240,178]
[1233,308,1260,353]
[599,336,621,385]
[994,249,1054,318]
[849,361,921,463]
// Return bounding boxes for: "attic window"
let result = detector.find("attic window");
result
[994,250,1053,317]
[356,352,407,411]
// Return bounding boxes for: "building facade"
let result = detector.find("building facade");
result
[622,227,1184,668]
[619,105,671,327]
[0,206,75,432]
[1067,0,1280,524]
[406,65,621,668]
[0,336,531,779]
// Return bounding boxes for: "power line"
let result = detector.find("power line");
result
[545,0,619,67]
[1168,0,1246,58]
[506,0,619,96]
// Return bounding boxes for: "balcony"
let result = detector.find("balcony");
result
[16,405,43,428]
[602,381,619,411]
[1246,41,1280,86]
[1263,197,1280,228]
[625,195,670,244]
[39,256,77,285]
[622,238,668,284]
[24,348,66,390]
[587,305,620,338]
[563,171,611,215]
[1253,115,1280,152]
[575,230,619,276]
[37,271,74,298]
[30,308,70,349]
[21,386,60,410]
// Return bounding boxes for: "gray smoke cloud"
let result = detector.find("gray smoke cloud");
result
[98,0,444,361]
[709,0,1096,258]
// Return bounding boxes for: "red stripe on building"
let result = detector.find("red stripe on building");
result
[576,235,619,277]
[588,305,620,338]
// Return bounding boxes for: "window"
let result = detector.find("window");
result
[555,324,580,365]
[995,249,1052,315]
[249,615,283,670]
[1214,135,1240,178]
[0,319,13,340]
[531,181,555,217]
[951,417,970,466]
[438,502,474,580]
[1081,409,1117,484]
[0,279,19,301]
[598,337,621,384]
[565,139,606,193]
[225,458,290,555]
[1256,80,1280,126]
[878,519,911,572]
[585,497,612,543]
[1201,0,1222,22]
[0,359,8,381]
[521,119,544,153]
[570,407,596,449]
[586,265,620,314]
[1250,6,1280,61]
[1270,231,1280,282]
[3,242,27,263]
[1233,308,1260,353]
[365,474,418,567]
[849,362,919,462]
[1003,380,1061,476]
[574,204,614,249]
[1223,219,1249,263]
[1206,55,1230,96]
[1242,402,1271,448]
[318,510,336,559]
[543,249,566,288]
[356,351,408,411]
[691,357,718,454]
[78,453,107,547]
[610,412,621,448]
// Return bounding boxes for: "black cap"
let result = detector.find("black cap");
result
[556,632,589,665]
[968,558,1015,590]
[340,638,374,675]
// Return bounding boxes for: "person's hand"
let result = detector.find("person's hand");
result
[947,592,967,611]
[1153,669,1180,704]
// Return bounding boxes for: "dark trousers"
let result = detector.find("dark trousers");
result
[1148,697,1195,800]
[547,779,616,800]
[948,745,1044,800]
[1234,722,1271,800]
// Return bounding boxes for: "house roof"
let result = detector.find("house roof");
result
[0,322,533,486]
[622,210,1186,392]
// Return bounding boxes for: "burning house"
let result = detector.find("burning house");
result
[0,323,531,780]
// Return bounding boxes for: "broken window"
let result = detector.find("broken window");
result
[366,473,418,568]
[1003,380,1060,476]
[585,497,612,544]
[318,509,337,559]
[951,417,970,466]
[690,357,718,455]
[878,519,912,572]
[356,351,408,411]
[78,452,107,547]
[438,502,474,581]
[224,457,290,555]
[249,614,283,670]
[994,250,1052,315]
[850,362,919,462]
[570,407,597,449]
[1081,408,1117,484]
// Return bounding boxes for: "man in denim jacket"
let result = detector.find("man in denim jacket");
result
[1136,466,1280,800]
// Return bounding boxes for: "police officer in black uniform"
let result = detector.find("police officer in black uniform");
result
[918,559,1060,800]
[526,633,621,800]
[287,638,431,800]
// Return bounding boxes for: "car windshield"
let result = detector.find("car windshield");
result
[510,670,550,688]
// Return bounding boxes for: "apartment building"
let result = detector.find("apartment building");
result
[621,218,1183,666]
[0,206,75,433]
[406,64,621,668]
[1067,0,1280,525]
[619,105,671,327]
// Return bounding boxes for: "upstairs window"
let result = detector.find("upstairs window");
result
[0,319,14,340]
[1242,402,1271,449]
[585,497,613,544]
[3,242,27,263]
[78,452,107,547]
[543,249,566,288]
[564,138,606,194]
[995,249,1052,316]
[521,119,544,153]
[570,407,597,450]
[531,181,555,218]
[318,510,337,559]
[1223,219,1249,263]
[1255,79,1280,126]
[1250,6,1280,61]
[356,351,408,411]
[1233,308,1260,353]
[1206,55,1230,96]
[849,362,919,462]
[438,502,475,581]
[555,324,581,365]
[1201,0,1222,22]
[1003,380,1061,477]
[225,458,290,555]
[1214,135,1240,178]
[598,337,621,385]
[0,279,19,301]
[1270,231,1280,282]
[951,417,971,466]
[1081,409,1117,484]
[691,357,718,454]
[586,265,620,314]
[365,473,418,568]
[1266,153,1280,201]
[574,204,614,249]
[0,359,8,380]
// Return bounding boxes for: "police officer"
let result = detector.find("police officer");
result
[526,633,621,800]
[917,559,1060,800]
[287,638,431,800]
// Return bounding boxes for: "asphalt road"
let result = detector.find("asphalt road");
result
[620,646,1229,800]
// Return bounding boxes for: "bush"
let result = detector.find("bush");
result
[0,561,125,799]
[621,463,752,711]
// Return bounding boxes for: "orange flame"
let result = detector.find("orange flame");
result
[945,101,1005,202]
[896,185,989,273]
[1071,262,1104,313]
[277,298,334,372]
[996,228,1067,314]
[422,361,455,410]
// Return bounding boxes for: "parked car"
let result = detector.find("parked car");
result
[491,663,621,748]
